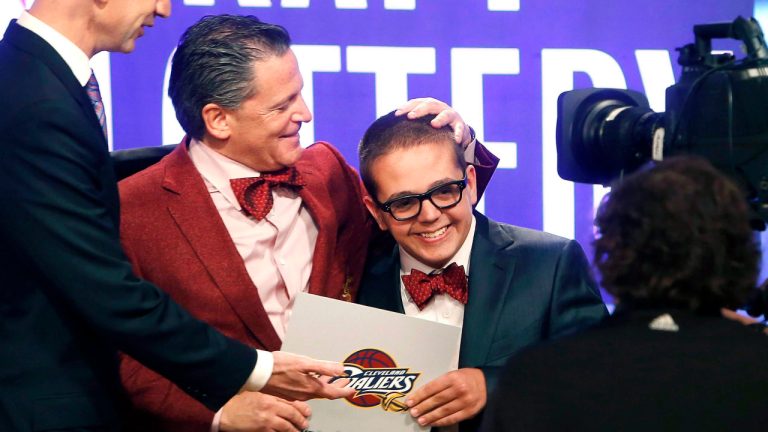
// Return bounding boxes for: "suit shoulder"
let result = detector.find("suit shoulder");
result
[300,141,351,171]
[304,141,344,158]
[491,219,573,250]
[0,42,51,91]
[0,41,71,101]
[299,141,362,193]
[118,158,167,203]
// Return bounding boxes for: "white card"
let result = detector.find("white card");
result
[282,292,461,432]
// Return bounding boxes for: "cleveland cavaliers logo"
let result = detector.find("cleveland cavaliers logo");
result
[334,348,421,412]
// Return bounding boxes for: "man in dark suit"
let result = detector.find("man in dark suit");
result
[480,157,768,431]
[356,111,608,431]
[0,2,351,431]
[116,14,498,432]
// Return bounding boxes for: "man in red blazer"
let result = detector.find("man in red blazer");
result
[118,15,498,431]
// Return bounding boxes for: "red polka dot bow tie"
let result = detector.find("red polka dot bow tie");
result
[402,263,468,310]
[230,168,306,221]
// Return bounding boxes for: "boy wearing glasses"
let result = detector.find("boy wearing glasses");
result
[357,111,608,431]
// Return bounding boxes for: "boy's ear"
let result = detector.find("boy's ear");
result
[201,103,231,140]
[363,195,388,231]
[466,164,478,206]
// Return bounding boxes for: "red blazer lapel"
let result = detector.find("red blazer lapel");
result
[297,162,359,303]
[294,143,371,303]
[296,165,341,299]
[162,141,282,351]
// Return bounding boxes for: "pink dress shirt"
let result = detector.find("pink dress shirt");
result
[188,139,318,341]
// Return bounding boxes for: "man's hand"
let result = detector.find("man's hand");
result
[405,368,486,428]
[395,97,473,148]
[261,351,354,401]
[220,392,310,432]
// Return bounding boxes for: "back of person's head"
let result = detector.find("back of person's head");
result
[168,14,291,140]
[593,156,760,313]
[358,110,464,199]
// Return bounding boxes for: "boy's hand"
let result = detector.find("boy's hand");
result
[405,367,486,427]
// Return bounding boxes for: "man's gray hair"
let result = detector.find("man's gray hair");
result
[168,14,291,140]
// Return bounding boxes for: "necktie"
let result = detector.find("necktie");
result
[230,168,306,221]
[84,71,108,141]
[402,263,468,310]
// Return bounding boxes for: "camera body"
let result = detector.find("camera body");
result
[557,16,768,229]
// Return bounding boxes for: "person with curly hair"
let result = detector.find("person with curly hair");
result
[481,156,768,432]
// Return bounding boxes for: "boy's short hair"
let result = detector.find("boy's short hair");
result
[358,111,465,200]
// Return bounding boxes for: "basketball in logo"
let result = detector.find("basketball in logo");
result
[339,348,420,412]
[343,348,397,407]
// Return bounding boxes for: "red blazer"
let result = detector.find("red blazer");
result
[118,139,372,430]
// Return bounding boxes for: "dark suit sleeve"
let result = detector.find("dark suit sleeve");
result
[0,98,256,411]
[547,240,608,339]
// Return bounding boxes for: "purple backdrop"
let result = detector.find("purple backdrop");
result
[7,1,757,300]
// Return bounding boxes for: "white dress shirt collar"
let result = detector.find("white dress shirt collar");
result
[17,11,92,86]
[399,215,476,276]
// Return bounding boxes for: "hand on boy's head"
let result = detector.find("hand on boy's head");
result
[404,368,486,427]
[395,98,473,148]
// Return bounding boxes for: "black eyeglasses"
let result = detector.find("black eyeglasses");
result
[377,174,467,221]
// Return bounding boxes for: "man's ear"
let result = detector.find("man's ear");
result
[201,103,230,140]
[363,195,388,231]
[466,164,478,206]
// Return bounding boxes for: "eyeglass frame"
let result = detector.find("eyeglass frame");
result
[375,173,468,221]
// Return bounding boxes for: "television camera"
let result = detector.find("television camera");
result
[556,16,768,230]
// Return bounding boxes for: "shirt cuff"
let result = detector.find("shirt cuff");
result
[210,409,222,432]
[242,349,274,392]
